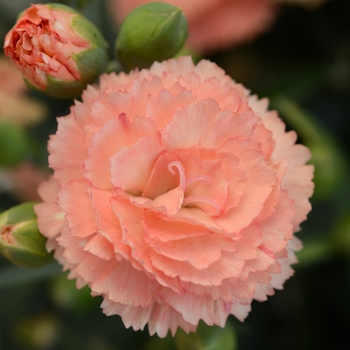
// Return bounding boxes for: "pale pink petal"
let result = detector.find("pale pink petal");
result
[159,289,230,327]
[149,250,245,286]
[84,114,160,190]
[144,232,236,269]
[162,99,256,151]
[57,180,97,237]
[83,234,115,261]
[146,89,196,130]
[89,187,131,260]
[110,137,165,194]
[34,178,64,241]
[142,210,210,241]
[48,117,86,185]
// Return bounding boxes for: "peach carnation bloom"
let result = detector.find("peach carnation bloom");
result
[35,56,314,337]
[110,0,277,53]
[3,4,90,91]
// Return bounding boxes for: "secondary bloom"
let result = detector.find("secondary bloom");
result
[110,0,277,53]
[0,55,46,126]
[35,56,314,337]
[4,3,109,99]
[277,0,327,8]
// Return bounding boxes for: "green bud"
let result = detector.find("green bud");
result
[0,120,27,167]
[115,2,188,70]
[0,202,53,268]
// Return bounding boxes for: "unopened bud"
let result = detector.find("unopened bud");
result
[115,2,188,70]
[4,3,109,99]
[0,202,53,268]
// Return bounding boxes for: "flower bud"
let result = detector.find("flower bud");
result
[4,3,109,99]
[0,202,53,268]
[115,2,188,70]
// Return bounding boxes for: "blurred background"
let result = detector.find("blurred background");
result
[0,0,349,349]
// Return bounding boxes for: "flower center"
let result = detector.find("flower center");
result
[167,160,221,216]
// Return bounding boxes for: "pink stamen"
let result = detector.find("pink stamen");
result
[186,174,212,187]
[183,195,221,216]
[167,161,186,192]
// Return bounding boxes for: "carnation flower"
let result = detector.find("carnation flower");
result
[109,0,277,53]
[35,56,314,337]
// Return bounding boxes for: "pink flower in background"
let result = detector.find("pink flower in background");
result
[0,55,46,126]
[0,55,26,97]
[10,162,49,202]
[35,56,314,337]
[110,0,277,53]
[277,0,327,8]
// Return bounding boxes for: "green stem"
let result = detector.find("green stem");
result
[295,238,334,269]
[270,96,324,143]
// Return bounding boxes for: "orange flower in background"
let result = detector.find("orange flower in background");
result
[277,0,327,8]
[4,3,109,99]
[35,56,314,337]
[0,56,46,126]
[0,55,26,97]
[110,0,277,53]
[0,56,47,202]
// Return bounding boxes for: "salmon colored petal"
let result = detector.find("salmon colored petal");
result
[57,180,97,238]
[162,99,256,151]
[89,187,131,260]
[144,232,237,270]
[48,117,86,185]
[283,164,314,230]
[34,178,64,240]
[158,289,230,327]
[146,89,197,130]
[110,137,164,194]
[142,210,211,242]
[149,250,245,286]
[84,259,157,307]
[84,114,160,190]
[83,234,115,261]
